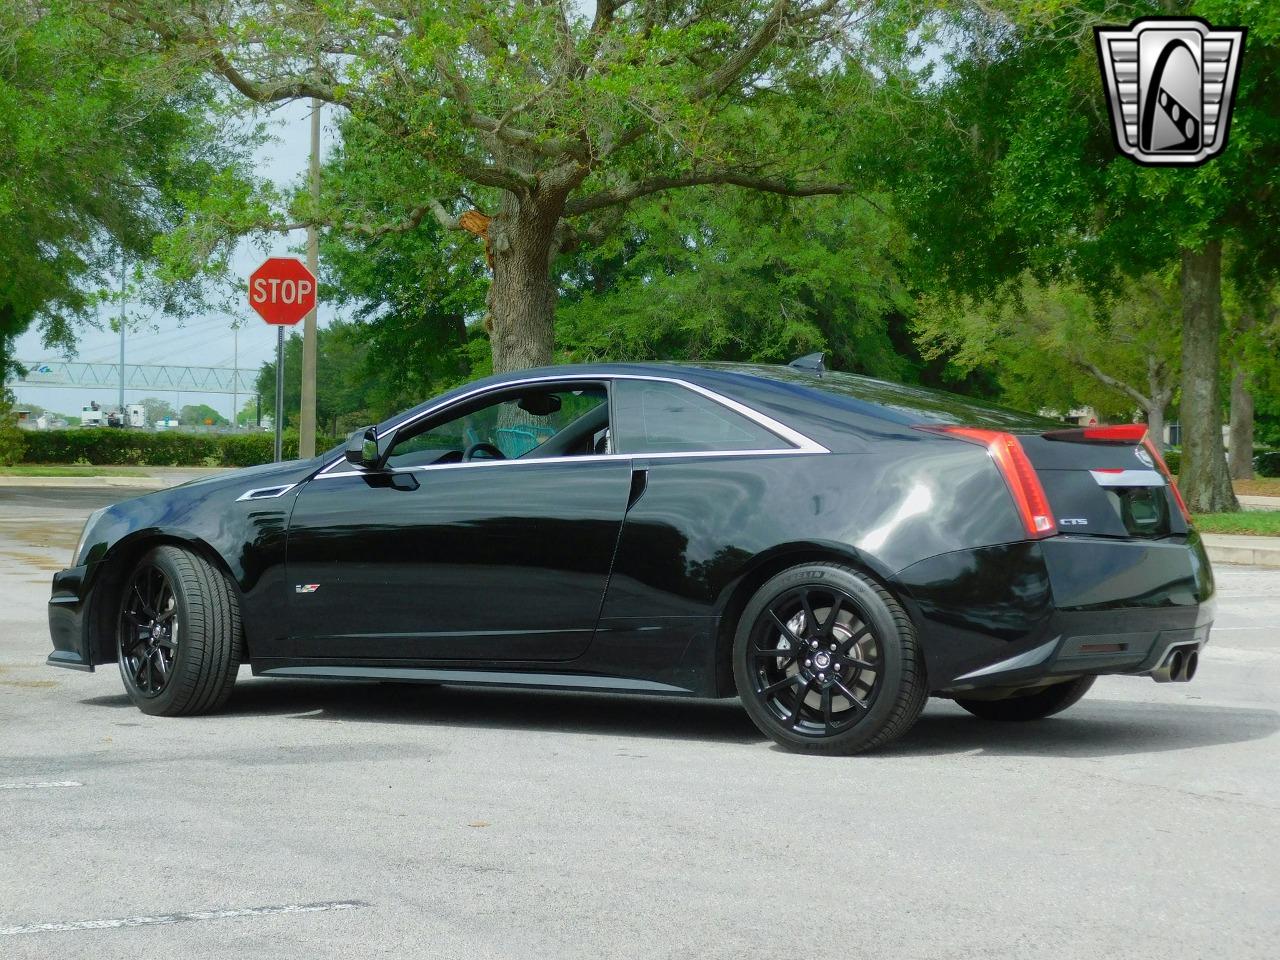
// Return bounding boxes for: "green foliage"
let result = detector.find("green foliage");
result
[1192,511,1280,536]
[179,403,228,427]
[0,393,25,466]
[0,1,237,375]
[20,429,339,467]
[1164,449,1181,477]
[1255,450,1280,478]
[254,318,424,430]
[556,189,914,377]
[914,273,1179,418]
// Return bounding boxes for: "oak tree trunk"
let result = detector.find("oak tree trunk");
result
[1228,312,1255,481]
[1178,240,1239,512]
[1145,403,1166,456]
[1228,371,1254,480]
[486,188,564,374]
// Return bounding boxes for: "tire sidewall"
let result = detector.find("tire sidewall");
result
[733,564,909,750]
[118,547,197,715]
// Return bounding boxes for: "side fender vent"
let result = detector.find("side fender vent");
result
[235,483,298,502]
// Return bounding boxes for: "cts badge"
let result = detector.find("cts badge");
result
[1095,17,1246,166]
[295,584,320,594]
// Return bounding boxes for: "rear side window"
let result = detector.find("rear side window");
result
[612,380,789,454]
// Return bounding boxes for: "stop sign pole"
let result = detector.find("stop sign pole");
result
[248,258,318,461]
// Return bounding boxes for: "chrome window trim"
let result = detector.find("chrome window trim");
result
[313,372,827,480]
[235,482,299,502]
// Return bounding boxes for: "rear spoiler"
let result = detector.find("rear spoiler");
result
[1042,424,1148,444]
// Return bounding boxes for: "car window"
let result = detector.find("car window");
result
[611,380,789,454]
[386,385,608,468]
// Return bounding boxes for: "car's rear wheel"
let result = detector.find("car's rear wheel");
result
[733,563,927,755]
[117,545,242,716]
[953,676,1095,721]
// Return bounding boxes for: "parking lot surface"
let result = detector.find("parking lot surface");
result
[2,486,1277,959]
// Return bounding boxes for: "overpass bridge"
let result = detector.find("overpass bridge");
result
[8,360,256,397]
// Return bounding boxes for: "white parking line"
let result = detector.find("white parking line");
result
[0,781,83,790]
[0,900,368,936]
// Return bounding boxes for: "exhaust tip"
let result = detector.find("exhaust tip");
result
[1183,650,1199,682]
[1169,649,1186,682]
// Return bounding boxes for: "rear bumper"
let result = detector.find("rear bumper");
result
[48,565,94,671]
[893,532,1215,692]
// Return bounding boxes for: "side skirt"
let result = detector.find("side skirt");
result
[252,662,698,696]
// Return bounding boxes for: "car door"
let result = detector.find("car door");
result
[282,381,631,662]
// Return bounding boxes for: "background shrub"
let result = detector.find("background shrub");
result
[1163,447,1180,476]
[20,429,341,467]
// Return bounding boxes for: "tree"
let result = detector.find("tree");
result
[881,0,1280,511]
[179,403,227,427]
[0,1,236,380]
[914,274,1181,448]
[255,319,384,433]
[556,187,913,375]
[138,397,177,425]
[100,1,889,375]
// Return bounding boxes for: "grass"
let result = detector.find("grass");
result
[0,464,149,477]
[1234,477,1280,498]
[1193,511,1280,536]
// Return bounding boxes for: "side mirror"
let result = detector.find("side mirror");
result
[344,426,383,470]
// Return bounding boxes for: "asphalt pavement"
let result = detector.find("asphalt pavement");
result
[1,485,1277,959]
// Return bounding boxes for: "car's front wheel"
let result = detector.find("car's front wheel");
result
[117,545,242,716]
[733,563,927,755]
[953,676,1095,721]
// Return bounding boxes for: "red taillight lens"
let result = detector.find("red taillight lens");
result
[1142,437,1192,523]
[918,426,1056,539]
[1082,424,1148,442]
[1044,423,1149,443]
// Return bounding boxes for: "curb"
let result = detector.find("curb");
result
[0,477,167,489]
[1239,495,1280,512]
[1201,535,1280,568]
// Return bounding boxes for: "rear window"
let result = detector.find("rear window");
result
[698,363,1061,431]
[612,380,787,454]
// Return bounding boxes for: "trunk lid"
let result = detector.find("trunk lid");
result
[1019,426,1190,539]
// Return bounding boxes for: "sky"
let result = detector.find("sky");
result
[11,101,330,421]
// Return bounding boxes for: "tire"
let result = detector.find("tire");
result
[953,676,1095,722]
[733,563,927,755]
[117,545,242,716]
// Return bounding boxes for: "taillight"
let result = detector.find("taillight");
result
[1141,437,1192,523]
[917,426,1056,538]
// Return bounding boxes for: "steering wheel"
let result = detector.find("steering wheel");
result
[463,441,506,462]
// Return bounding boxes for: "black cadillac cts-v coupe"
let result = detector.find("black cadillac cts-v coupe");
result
[48,360,1213,753]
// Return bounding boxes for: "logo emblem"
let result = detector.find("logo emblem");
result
[1095,17,1246,166]
[1134,446,1155,469]
[295,584,320,594]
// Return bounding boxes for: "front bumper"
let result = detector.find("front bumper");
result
[894,532,1215,693]
[48,565,94,671]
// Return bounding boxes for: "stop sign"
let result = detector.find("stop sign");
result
[248,257,317,325]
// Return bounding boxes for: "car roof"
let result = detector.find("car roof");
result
[378,361,1059,440]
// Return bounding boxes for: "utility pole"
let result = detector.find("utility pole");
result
[231,325,239,430]
[299,98,321,458]
[118,251,126,418]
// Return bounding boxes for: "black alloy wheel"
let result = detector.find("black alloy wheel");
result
[734,563,927,754]
[119,562,179,698]
[117,545,243,716]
